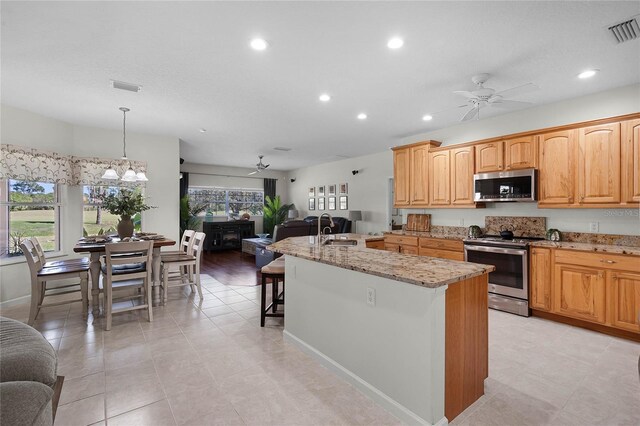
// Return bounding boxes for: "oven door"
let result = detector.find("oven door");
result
[464,245,528,300]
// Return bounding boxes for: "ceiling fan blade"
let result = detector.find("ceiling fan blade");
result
[460,107,478,121]
[264,164,270,169]
[248,170,258,176]
[453,90,477,99]
[489,99,533,108]
[493,83,538,99]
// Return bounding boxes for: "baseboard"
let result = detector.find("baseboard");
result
[283,330,448,426]
[0,295,30,309]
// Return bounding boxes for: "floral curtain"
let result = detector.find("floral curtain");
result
[0,144,147,186]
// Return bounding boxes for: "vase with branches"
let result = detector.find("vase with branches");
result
[97,189,154,238]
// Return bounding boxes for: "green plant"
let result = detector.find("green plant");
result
[97,189,154,218]
[263,195,294,236]
[179,195,208,235]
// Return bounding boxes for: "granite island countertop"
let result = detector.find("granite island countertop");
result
[269,233,494,288]
[530,240,640,256]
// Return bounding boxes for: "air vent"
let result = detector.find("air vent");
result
[608,18,640,43]
[111,80,142,93]
[273,147,292,151]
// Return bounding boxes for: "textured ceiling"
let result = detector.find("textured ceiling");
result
[2,1,639,170]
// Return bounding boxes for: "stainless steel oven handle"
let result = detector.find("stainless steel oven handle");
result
[464,245,527,256]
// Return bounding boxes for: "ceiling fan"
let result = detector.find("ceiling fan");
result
[248,155,270,175]
[453,73,538,121]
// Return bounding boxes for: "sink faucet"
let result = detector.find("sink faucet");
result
[317,213,334,245]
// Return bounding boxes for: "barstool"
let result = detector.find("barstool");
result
[260,258,285,326]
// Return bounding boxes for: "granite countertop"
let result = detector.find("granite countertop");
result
[269,234,494,289]
[384,230,465,241]
[530,240,640,256]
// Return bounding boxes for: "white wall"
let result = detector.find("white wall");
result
[180,162,289,234]
[0,104,180,304]
[286,150,393,235]
[286,84,640,236]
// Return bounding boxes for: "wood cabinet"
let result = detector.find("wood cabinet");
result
[450,147,475,205]
[418,237,464,261]
[384,234,418,255]
[410,144,430,206]
[577,123,621,204]
[474,141,503,172]
[429,150,450,205]
[393,147,410,207]
[553,263,606,324]
[365,240,385,250]
[530,247,552,311]
[538,130,577,205]
[622,119,640,203]
[610,271,640,332]
[504,136,537,170]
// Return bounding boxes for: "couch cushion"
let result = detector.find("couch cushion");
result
[0,381,53,426]
[0,317,57,386]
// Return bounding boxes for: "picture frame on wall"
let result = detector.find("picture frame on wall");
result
[318,186,325,196]
[339,183,348,194]
[339,195,348,210]
[328,196,336,210]
[318,197,325,210]
[309,198,316,210]
[308,187,315,197]
[328,185,336,196]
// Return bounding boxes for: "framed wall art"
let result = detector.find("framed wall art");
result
[328,196,336,210]
[339,183,348,194]
[318,186,325,196]
[318,197,325,210]
[308,187,315,197]
[339,195,348,210]
[328,184,336,196]
[309,198,316,210]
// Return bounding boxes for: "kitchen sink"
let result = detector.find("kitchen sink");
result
[323,239,358,246]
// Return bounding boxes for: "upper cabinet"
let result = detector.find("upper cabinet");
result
[410,144,430,207]
[474,142,503,173]
[538,130,577,206]
[577,123,621,204]
[622,119,640,204]
[429,150,451,205]
[504,136,537,170]
[450,147,475,205]
[392,146,411,207]
[393,141,440,208]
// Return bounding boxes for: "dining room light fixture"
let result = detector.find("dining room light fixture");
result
[101,107,147,182]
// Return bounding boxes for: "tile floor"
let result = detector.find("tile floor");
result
[1,274,639,425]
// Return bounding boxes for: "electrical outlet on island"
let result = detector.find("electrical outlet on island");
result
[589,222,599,233]
[366,287,376,307]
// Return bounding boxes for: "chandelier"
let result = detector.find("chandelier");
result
[101,107,148,182]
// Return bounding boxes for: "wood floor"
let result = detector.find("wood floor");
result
[201,249,261,286]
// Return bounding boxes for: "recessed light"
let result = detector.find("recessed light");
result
[357,113,367,120]
[578,69,598,79]
[387,37,404,49]
[422,114,433,121]
[199,128,207,133]
[250,38,268,51]
[319,93,331,102]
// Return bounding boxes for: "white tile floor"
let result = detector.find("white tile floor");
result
[2,274,639,425]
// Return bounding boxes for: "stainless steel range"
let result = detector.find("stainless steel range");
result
[463,235,544,317]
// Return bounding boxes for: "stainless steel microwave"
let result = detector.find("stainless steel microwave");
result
[473,168,537,202]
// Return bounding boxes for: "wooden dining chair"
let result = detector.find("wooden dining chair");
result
[32,236,90,269]
[101,240,154,331]
[20,239,89,325]
[161,230,195,256]
[160,232,205,304]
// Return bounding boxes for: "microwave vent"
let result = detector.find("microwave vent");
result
[608,18,640,43]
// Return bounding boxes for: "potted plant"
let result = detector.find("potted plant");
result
[263,195,293,237]
[98,189,154,238]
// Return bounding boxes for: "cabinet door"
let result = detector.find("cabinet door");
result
[450,147,475,205]
[401,245,418,255]
[609,271,640,332]
[553,264,606,324]
[384,243,401,253]
[393,148,411,207]
[410,144,429,206]
[530,248,552,311]
[504,136,537,170]
[474,142,504,173]
[538,130,577,205]
[429,151,451,205]
[622,119,640,203]
[577,123,621,204]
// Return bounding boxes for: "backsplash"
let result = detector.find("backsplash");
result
[561,232,640,247]
[484,216,546,237]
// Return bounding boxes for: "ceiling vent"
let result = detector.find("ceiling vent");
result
[273,147,292,151]
[608,18,640,43]
[111,80,142,93]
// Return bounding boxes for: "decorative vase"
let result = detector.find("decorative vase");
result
[117,215,134,239]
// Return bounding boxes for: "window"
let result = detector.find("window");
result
[1,179,60,257]
[188,187,264,216]
[82,185,121,236]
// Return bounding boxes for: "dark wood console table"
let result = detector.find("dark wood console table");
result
[203,221,255,251]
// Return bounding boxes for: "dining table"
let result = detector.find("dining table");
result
[73,236,176,315]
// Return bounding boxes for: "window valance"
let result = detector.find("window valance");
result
[0,144,147,186]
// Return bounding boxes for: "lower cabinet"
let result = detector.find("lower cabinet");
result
[553,263,606,324]
[529,248,552,311]
[418,237,464,261]
[610,271,640,332]
[384,235,418,254]
[365,240,385,250]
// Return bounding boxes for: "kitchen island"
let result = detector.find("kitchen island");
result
[268,234,494,425]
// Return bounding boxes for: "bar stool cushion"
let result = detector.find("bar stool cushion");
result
[261,259,285,274]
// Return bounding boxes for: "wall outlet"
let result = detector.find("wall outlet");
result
[589,222,599,233]
[458,219,465,226]
[366,287,376,307]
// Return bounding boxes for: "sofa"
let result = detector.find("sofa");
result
[0,316,62,426]
[271,217,352,243]
[303,216,352,234]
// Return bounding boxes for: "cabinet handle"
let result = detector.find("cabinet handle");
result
[600,259,616,264]
[598,272,604,279]
[612,274,617,280]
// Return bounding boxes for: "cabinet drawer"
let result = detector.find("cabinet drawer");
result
[555,250,640,273]
[384,243,400,253]
[419,237,463,252]
[385,235,418,246]
[418,247,464,261]
[366,240,385,250]
[402,246,419,255]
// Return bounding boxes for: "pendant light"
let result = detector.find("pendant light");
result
[101,107,148,182]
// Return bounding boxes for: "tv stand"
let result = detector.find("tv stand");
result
[203,221,255,252]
